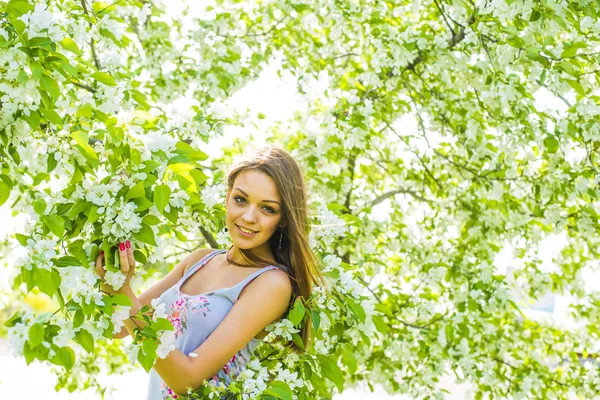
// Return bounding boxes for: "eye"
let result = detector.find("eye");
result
[234,195,276,214]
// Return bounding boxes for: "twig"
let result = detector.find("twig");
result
[81,0,102,71]
[71,81,97,93]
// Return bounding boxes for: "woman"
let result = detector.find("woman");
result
[95,146,324,399]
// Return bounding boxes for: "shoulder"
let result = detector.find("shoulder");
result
[243,267,292,301]
[182,248,223,275]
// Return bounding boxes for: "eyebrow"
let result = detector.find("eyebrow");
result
[234,188,281,205]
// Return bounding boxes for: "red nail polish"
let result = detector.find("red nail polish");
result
[100,250,104,256]
[126,240,131,249]
[119,243,125,251]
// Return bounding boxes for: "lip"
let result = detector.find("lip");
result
[236,224,258,237]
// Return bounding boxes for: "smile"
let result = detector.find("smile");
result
[236,225,258,236]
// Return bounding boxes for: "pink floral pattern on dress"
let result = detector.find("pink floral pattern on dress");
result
[169,293,212,339]
[160,381,179,399]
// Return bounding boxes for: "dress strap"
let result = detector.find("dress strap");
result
[183,249,226,279]
[228,266,279,302]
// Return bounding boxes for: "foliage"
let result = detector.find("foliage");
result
[2,0,600,399]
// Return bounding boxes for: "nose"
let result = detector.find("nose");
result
[242,207,258,224]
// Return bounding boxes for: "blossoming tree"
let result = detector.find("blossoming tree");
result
[2,0,599,399]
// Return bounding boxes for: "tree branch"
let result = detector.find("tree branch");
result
[81,0,102,71]
[215,16,288,39]
[199,227,219,249]
[372,188,433,206]
[433,0,456,39]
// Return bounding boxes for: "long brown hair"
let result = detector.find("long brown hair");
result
[225,146,326,353]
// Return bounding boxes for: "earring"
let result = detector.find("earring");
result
[278,227,283,251]
[224,227,228,232]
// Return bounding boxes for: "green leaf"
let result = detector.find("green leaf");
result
[54,256,82,267]
[32,198,47,214]
[76,103,93,119]
[44,214,65,237]
[0,180,10,206]
[142,337,158,358]
[4,311,22,328]
[138,347,155,372]
[73,309,84,329]
[52,346,75,370]
[125,181,145,200]
[291,332,305,350]
[346,296,366,323]
[30,62,44,80]
[41,107,62,125]
[28,323,45,348]
[15,234,29,246]
[142,214,161,226]
[374,303,394,318]
[29,36,53,48]
[266,381,292,400]
[12,19,26,35]
[310,309,321,332]
[132,223,157,246]
[153,185,171,214]
[566,79,585,95]
[91,71,117,86]
[111,293,132,307]
[151,318,174,332]
[189,169,208,186]
[287,298,305,327]
[35,268,61,298]
[133,197,153,212]
[320,356,344,392]
[372,315,390,334]
[74,330,94,352]
[341,345,358,374]
[60,37,81,54]
[561,41,587,58]
[70,131,98,167]
[544,135,559,154]
[40,76,60,101]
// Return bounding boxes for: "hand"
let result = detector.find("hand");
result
[95,240,136,295]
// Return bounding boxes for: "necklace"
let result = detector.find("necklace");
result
[225,247,253,268]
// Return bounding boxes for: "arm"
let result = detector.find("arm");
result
[153,269,292,396]
[111,246,215,339]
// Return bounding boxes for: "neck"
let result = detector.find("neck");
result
[228,245,274,267]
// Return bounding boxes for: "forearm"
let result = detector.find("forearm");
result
[118,287,206,394]
[119,287,146,336]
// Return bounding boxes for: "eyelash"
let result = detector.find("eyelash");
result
[233,196,276,214]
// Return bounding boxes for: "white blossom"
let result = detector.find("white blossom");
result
[111,305,131,334]
[151,298,168,321]
[104,270,126,291]
[265,319,299,341]
[201,183,226,209]
[156,330,176,359]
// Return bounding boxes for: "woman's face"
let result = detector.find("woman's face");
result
[225,169,283,252]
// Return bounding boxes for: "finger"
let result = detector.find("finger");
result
[126,240,135,270]
[95,251,105,278]
[119,242,130,274]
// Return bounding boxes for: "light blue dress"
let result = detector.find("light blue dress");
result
[146,249,282,399]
